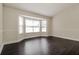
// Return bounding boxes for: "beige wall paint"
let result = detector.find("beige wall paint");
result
[0,3,3,53]
[47,18,53,36]
[52,5,79,41]
[3,5,52,44]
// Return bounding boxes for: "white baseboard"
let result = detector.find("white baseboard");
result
[52,35,79,41]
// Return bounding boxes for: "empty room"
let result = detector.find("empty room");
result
[1,3,79,55]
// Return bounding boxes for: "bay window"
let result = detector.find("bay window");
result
[19,16,47,34]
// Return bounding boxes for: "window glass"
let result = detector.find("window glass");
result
[25,19,33,26]
[41,20,47,32]
[19,16,23,34]
[25,27,33,33]
[33,27,40,32]
[33,20,40,26]
[25,19,40,33]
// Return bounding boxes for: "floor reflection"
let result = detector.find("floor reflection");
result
[40,38,49,54]
[24,38,49,55]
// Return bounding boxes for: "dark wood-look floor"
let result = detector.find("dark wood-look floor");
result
[1,36,79,55]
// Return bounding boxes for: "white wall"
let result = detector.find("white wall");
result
[0,3,3,54]
[3,5,52,44]
[52,5,79,41]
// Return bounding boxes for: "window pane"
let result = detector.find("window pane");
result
[42,20,46,27]
[25,18,40,33]
[42,28,46,32]
[41,20,47,32]
[34,27,40,32]
[25,19,33,26]
[25,27,33,33]
[33,20,40,32]
[33,20,40,26]
[19,16,23,25]
[25,19,33,33]
[19,16,23,34]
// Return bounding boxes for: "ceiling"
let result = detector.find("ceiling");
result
[4,3,78,17]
